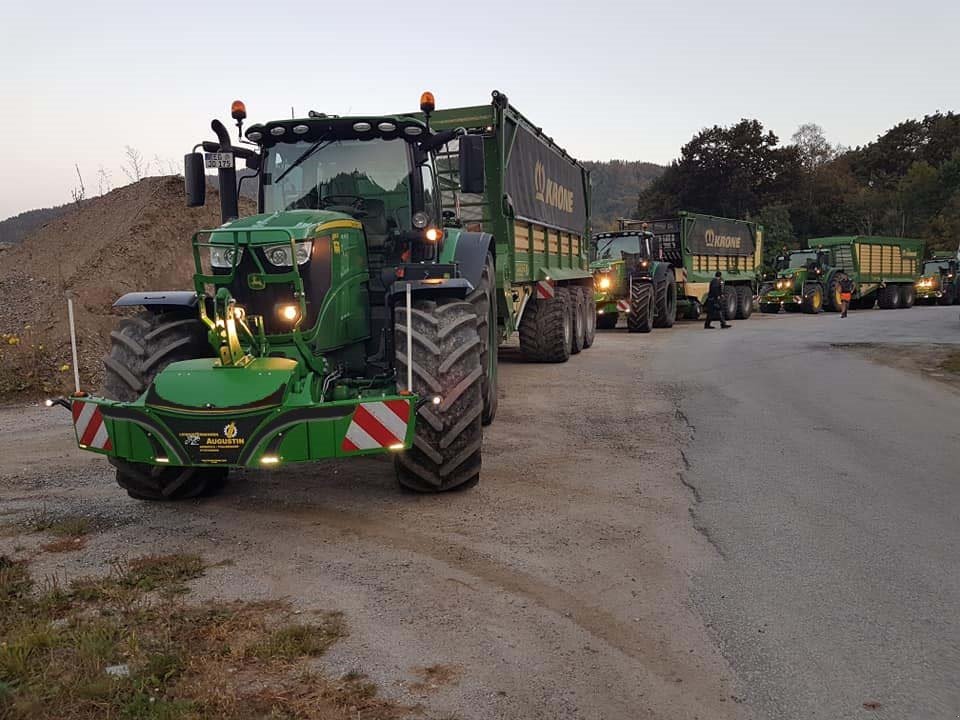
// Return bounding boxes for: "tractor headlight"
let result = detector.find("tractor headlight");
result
[277,304,301,323]
[210,246,244,268]
[598,276,612,290]
[264,241,312,267]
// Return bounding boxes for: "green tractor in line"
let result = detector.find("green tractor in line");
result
[66,94,507,499]
[759,248,846,314]
[915,257,960,305]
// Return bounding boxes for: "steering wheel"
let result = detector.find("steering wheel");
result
[319,194,367,215]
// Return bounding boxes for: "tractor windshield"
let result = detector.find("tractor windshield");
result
[923,261,948,275]
[263,139,412,230]
[788,251,817,269]
[596,235,647,261]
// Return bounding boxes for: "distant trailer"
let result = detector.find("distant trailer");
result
[814,236,924,309]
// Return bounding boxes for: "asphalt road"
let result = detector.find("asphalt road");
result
[640,305,960,719]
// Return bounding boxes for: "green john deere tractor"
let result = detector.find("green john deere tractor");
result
[68,94,501,499]
[759,248,846,314]
[915,257,960,305]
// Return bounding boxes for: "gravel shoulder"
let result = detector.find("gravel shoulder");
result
[0,335,743,719]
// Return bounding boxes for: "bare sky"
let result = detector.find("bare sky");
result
[1,0,956,220]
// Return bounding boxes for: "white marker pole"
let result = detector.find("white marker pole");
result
[405,282,413,394]
[66,294,81,394]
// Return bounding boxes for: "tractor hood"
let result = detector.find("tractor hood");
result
[777,269,805,281]
[213,209,355,244]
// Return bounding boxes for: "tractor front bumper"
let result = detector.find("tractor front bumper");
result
[67,392,417,470]
[760,290,801,307]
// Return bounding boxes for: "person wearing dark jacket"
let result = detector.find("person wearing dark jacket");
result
[704,271,732,329]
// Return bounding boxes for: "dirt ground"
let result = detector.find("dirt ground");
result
[0,340,745,719]
[833,342,960,390]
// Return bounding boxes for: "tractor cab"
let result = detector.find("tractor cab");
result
[182,94,485,376]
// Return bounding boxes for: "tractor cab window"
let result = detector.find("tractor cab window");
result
[420,164,437,221]
[263,139,412,234]
[788,251,817,269]
[596,234,643,261]
[923,260,948,275]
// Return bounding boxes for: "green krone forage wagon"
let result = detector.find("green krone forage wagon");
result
[63,91,596,499]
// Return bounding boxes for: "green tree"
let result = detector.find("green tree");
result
[637,119,801,220]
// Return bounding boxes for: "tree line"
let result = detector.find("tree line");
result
[636,112,960,264]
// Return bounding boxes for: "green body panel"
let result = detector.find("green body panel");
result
[152,357,299,408]
[202,210,371,354]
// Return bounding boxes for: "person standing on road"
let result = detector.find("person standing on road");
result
[839,275,854,318]
[704,271,732,329]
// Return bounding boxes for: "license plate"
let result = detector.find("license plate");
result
[204,152,234,169]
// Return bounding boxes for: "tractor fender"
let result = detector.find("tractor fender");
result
[387,278,474,302]
[448,231,495,291]
[112,291,199,312]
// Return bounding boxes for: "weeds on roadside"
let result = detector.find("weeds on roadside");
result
[0,553,409,720]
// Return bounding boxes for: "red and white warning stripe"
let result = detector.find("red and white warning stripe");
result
[536,279,555,299]
[72,400,113,451]
[341,400,412,452]
[617,299,630,313]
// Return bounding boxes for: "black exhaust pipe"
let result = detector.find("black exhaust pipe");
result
[211,119,239,222]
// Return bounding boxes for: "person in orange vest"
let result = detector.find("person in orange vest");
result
[839,275,854,318]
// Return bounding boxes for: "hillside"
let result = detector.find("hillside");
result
[0,177,254,398]
[584,160,664,231]
[0,203,73,246]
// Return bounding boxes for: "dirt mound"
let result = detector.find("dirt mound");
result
[0,176,252,399]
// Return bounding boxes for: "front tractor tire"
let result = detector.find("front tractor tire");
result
[735,286,753,319]
[653,275,677,329]
[101,309,224,501]
[627,280,655,333]
[801,284,824,314]
[468,253,498,426]
[519,290,572,362]
[395,299,483,492]
[579,288,597,347]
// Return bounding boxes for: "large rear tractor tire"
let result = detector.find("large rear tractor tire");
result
[878,285,901,309]
[567,288,585,354]
[394,299,483,492]
[519,290,572,362]
[596,312,618,330]
[735,285,753,319]
[579,288,596,348]
[653,275,677,328]
[468,253,498,426]
[900,284,916,308]
[825,275,843,312]
[627,281,655,333]
[722,286,738,320]
[938,285,955,306]
[801,284,824,314]
[101,309,224,501]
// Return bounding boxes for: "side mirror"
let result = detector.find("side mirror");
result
[184,153,206,207]
[459,135,485,194]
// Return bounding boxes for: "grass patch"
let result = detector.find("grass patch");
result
[0,555,410,719]
[249,613,346,661]
[20,508,92,539]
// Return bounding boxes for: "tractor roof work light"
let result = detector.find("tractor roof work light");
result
[231,100,247,138]
[420,91,436,114]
